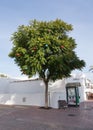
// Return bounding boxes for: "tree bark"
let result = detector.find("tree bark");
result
[44,80,49,108]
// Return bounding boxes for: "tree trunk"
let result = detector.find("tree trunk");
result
[44,80,49,108]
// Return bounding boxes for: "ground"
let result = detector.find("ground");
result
[0,101,93,130]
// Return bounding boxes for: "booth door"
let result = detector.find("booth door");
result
[66,87,79,106]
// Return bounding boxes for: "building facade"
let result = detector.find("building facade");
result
[0,73,93,108]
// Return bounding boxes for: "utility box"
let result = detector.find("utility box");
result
[58,100,68,109]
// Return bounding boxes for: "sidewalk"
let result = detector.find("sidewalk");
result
[0,101,93,130]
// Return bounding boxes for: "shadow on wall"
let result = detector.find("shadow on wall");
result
[5,94,16,105]
[0,94,17,105]
[0,93,45,106]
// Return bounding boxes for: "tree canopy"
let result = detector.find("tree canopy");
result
[9,19,85,108]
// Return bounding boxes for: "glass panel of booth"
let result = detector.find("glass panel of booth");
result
[66,82,81,106]
[67,87,76,105]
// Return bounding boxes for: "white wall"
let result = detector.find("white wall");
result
[0,93,45,107]
[49,79,67,108]
[9,79,45,94]
[0,78,45,107]
[49,79,66,92]
[0,78,10,93]
[49,75,93,108]
[49,91,66,108]
[0,75,92,108]
[0,78,67,108]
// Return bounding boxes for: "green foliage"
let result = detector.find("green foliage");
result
[0,74,8,78]
[9,19,85,80]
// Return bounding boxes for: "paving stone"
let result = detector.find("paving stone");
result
[0,101,92,130]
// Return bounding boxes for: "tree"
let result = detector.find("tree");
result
[0,74,8,78]
[9,19,85,108]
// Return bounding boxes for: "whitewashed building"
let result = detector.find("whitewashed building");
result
[0,73,93,108]
[49,74,93,108]
[0,78,45,106]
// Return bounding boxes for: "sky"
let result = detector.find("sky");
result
[0,0,93,80]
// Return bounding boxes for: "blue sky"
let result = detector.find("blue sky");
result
[0,0,93,79]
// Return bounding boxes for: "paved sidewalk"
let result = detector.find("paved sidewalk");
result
[0,101,93,130]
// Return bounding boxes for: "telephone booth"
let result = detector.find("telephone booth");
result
[66,82,81,106]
